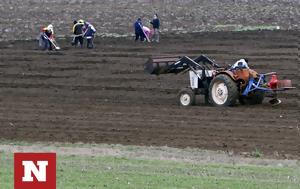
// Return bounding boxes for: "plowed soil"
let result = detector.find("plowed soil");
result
[0,30,299,158]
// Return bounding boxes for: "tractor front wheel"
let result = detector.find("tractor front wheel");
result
[178,88,196,106]
[209,74,238,107]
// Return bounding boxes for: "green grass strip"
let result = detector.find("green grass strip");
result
[1,152,299,189]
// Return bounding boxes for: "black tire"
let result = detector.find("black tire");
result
[239,90,265,105]
[209,74,238,107]
[238,96,247,105]
[204,94,211,105]
[177,88,196,106]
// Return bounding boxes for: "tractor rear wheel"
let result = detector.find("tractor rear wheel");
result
[178,88,196,106]
[209,74,238,107]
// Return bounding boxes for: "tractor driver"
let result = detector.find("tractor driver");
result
[231,58,249,70]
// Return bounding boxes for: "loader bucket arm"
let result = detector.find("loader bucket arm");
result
[193,55,221,69]
[145,55,220,75]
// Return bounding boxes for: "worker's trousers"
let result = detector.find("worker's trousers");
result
[152,28,160,43]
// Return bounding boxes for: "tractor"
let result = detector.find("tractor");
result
[145,55,294,107]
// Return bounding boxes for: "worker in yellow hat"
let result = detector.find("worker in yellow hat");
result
[72,19,85,47]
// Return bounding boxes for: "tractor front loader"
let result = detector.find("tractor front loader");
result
[145,55,294,107]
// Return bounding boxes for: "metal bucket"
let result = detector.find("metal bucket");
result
[144,56,181,75]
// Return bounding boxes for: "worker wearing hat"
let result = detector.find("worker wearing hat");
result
[39,24,54,50]
[72,19,84,47]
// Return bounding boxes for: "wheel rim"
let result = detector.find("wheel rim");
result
[211,81,228,105]
[180,93,191,106]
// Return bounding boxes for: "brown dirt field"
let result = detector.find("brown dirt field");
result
[0,30,299,159]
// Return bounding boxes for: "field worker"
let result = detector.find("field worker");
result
[46,24,54,36]
[39,24,54,50]
[134,18,145,42]
[72,19,84,47]
[83,21,96,49]
[231,58,249,70]
[150,14,160,42]
[143,26,151,41]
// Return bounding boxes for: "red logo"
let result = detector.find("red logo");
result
[14,153,56,189]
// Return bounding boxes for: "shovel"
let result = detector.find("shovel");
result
[50,39,60,50]
[44,34,60,50]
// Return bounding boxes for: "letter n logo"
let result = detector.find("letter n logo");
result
[14,153,56,189]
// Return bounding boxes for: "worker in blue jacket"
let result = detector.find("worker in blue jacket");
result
[83,22,96,49]
[134,18,145,42]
